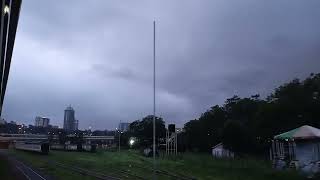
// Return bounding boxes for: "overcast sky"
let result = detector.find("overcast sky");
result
[2,0,320,130]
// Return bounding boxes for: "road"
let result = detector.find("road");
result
[0,149,52,180]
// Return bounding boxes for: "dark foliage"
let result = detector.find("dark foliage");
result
[183,73,320,155]
[128,115,166,147]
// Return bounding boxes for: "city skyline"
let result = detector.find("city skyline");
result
[34,116,50,127]
[2,0,320,129]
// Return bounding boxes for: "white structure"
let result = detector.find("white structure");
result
[271,125,320,174]
[35,116,50,127]
[166,130,178,155]
[212,143,234,158]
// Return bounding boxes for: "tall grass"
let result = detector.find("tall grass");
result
[0,157,9,179]
[11,149,303,180]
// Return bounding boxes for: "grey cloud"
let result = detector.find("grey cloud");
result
[2,0,320,130]
[92,64,143,82]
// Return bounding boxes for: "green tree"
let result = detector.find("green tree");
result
[222,120,251,154]
[129,115,166,147]
[184,105,227,152]
[182,73,320,155]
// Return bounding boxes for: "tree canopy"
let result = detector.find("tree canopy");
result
[182,73,320,154]
[128,115,166,147]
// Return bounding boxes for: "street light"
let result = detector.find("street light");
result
[4,5,10,15]
[129,139,135,146]
[313,91,318,100]
[117,128,123,153]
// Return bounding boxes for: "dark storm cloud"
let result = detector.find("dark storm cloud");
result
[2,0,320,129]
[92,64,144,82]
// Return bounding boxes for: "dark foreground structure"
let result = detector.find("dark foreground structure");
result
[0,0,22,115]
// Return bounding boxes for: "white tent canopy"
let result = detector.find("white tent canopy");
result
[274,125,320,140]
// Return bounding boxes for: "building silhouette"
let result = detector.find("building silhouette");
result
[35,116,50,127]
[118,122,130,132]
[74,120,79,130]
[63,106,78,131]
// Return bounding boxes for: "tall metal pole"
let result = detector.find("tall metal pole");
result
[118,130,120,153]
[118,120,121,153]
[152,20,156,180]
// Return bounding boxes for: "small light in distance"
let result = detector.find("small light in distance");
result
[4,5,10,14]
[129,139,135,146]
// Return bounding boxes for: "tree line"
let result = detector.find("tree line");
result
[182,73,320,155]
[126,73,320,156]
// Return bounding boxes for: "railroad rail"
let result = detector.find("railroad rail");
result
[51,161,120,180]
[131,164,197,180]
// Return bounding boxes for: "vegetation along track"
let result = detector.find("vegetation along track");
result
[51,161,148,180]
[127,163,197,180]
[51,161,120,180]
[53,160,195,180]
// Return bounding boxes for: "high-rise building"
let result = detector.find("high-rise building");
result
[63,106,78,131]
[118,122,130,132]
[74,120,79,130]
[35,116,50,127]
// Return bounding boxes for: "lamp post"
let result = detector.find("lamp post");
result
[116,128,122,153]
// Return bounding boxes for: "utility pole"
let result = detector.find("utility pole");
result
[118,120,121,153]
[118,129,121,153]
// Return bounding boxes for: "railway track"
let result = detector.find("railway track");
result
[155,169,196,180]
[124,154,196,180]
[106,167,148,180]
[51,161,120,180]
[10,149,196,180]
[1,150,52,180]
[52,160,196,180]
[50,161,148,180]
[139,165,196,180]
[10,151,148,180]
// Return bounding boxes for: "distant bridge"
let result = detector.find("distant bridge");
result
[0,133,114,142]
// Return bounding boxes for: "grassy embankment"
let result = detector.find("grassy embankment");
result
[0,157,10,179]
[10,149,303,180]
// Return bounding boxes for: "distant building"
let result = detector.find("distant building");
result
[52,125,59,129]
[212,143,234,158]
[119,122,130,132]
[74,120,79,130]
[35,116,50,127]
[63,106,78,131]
[0,119,6,125]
